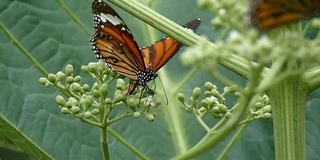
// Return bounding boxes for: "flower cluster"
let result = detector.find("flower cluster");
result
[39,61,157,127]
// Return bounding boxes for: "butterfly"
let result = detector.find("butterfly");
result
[249,0,320,31]
[90,0,201,96]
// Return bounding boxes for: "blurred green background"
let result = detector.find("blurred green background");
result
[0,0,319,159]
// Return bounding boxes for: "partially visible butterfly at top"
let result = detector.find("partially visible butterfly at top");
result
[89,0,201,99]
[249,0,320,31]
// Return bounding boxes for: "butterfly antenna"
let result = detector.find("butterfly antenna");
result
[157,77,168,105]
[137,87,145,108]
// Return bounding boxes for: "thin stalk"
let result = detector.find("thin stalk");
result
[101,127,110,160]
[0,22,48,76]
[107,128,149,159]
[217,123,248,160]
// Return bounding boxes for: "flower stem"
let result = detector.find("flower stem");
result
[267,76,308,160]
[101,127,110,160]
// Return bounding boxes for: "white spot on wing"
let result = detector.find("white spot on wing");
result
[99,13,123,26]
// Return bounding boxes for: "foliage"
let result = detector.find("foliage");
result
[0,0,319,160]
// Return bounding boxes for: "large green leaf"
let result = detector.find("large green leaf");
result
[0,0,319,159]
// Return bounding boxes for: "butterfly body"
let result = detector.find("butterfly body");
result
[90,0,200,95]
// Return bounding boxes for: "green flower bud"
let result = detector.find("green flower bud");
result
[79,98,87,109]
[255,102,263,109]
[91,108,99,115]
[97,60,105,65]
[223,85,237,93]
[262,95,269,104]
[115,83,124,91]
[262,113,272,119]
[204,82,214,91]
[82,84,90,92]
[177,93,185,102]
[225,112,232,119]
[67,99,78,111]
[71,83,83,93]
[201,99,208,107]
[73,76,81,82]
[207,97,217,105]
[114,90,122,97]
[60,107,70,114]
[252,110,261,116]
[211,89,220,98]
[44,82,51,87]
[39,77,48,85]
[133,111,141,118]
[127,98,136,109]
[70,106,80,114]
[212,112,221,118]
[81,65,89,73]
[66,76,74,84]
[84,111,92,119]
[47,73,56,83]
[56,71,65,82]
[199,107,207,113]
[116,79,125,86]
[189,97,194,103]
[212,106,220,114]
[234,91,242,98]
[114,93,124,103]
[218,104,228,114]
[105,98,112,104]
[204,91,212,97]
[55,95,66,107]
[146,113,155,122]
[85,96,94,106]
[92,89,100,98]
[192,87,201,99]
[65,64,73,76]
[87,63,96,73]
[262,105,271,113]
[97,64,104,73]
[92,82,99,90]
[100,83,109,97]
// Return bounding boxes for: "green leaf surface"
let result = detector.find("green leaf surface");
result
[0,0,319,159]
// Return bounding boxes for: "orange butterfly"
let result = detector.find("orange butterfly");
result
[249,0,320,31]
[90,0,200,95]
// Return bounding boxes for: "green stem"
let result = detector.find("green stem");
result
[107,128,149,159]
[217,123,248,160]
[172,92,257,160]
[172,65,200,94]
[267,76,309,160]
[0,22,48,76]
[56,0,91,35]
[101,127,110,160]
[108,0,252,80]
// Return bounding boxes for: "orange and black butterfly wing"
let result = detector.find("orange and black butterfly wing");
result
[126,18,201,94]
[141,18,201,72]
[90,0,145,79]
[249,0,320,31]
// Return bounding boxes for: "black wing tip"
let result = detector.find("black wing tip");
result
[184,18,201,31]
